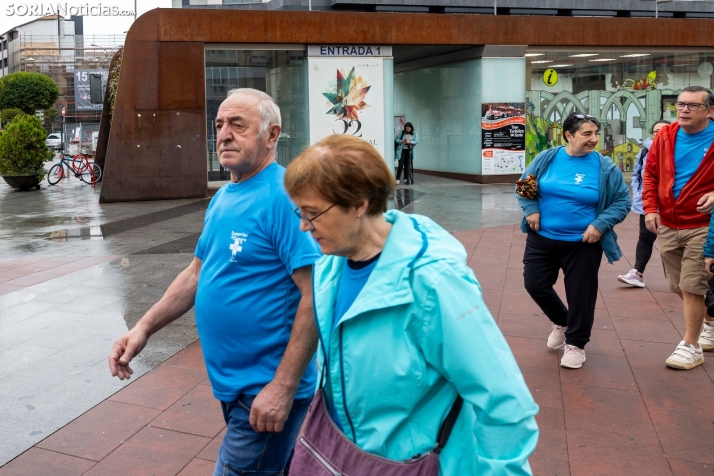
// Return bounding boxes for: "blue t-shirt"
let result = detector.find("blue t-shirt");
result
[329,254,380,430]
[538,148,600,242]
[194,162,322,402]
[673,121,714,200]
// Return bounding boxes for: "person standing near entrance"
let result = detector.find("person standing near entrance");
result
[108,88,322,474]
[395,122,418,185]
[617,120,670,288]
[643,86,714,370]
[516,112,630,369]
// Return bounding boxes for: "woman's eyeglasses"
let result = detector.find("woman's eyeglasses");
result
[293,204,336,231]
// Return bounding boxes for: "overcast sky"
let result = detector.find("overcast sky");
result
[1,0,172,37]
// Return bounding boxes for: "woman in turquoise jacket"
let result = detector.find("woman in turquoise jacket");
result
[285,134,539,475]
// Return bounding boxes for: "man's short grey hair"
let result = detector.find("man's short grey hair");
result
[226,88,282,140]
[680,86,714,108]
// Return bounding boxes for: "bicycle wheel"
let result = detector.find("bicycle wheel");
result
[79,163,102,184]
[47,164,63,185]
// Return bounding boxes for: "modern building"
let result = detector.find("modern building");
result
[98,8,714,202]
[171,0,714,17]
[0,15,123,152]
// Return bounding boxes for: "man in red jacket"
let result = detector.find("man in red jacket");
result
[643,86,714,370]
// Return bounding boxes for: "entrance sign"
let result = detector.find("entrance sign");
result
[308,45,392,57]
[542,68,558,86]
[308,56,386,159]
[481,102,526,175]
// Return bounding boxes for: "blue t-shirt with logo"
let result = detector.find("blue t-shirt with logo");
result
[194,162,322,402]
[673,121,714,200]
[538,148,600,242]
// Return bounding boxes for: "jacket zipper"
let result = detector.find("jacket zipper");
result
[299,437,342,475]
[312,267,330,387]
[339,326,357,443]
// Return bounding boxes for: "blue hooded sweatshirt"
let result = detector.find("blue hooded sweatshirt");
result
[516,146,631,264]
[313,209,539,475]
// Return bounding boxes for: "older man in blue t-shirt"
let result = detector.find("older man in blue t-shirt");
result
[109,89,321,474]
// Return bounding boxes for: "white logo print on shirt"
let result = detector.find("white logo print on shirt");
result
[575,173,585,184]
[230,231,248,262]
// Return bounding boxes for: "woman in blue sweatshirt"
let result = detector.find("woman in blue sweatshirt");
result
[516,112,630,369]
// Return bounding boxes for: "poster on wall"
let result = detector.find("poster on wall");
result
[308,57,385,159]
[481,102,526,175]
[74,69,108,111]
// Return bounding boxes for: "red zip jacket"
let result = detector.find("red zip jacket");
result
[642,120,714,229]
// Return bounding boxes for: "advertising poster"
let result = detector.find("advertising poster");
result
[481,102,526,175]
[74,69,108,111]
[308,57,385,159]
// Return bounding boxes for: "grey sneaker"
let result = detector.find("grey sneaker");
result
[699,321,714,352]
[547,324,567,350]
[617,269,645,288]
[666,340,704,370]
[561,344,586,369]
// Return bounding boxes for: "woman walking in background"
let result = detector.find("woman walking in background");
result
[516,112,630,369]
[395,122,418,185]
[617,120,670,288]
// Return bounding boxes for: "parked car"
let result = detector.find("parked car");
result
[46,133,61,149]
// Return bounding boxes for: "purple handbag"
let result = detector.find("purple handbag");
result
[290,389,463,475]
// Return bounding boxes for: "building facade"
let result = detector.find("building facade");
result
[98,9,714,202]
[0,16,123,153]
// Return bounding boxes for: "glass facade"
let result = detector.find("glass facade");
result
[205,49,309,181]
[525,50,714,171]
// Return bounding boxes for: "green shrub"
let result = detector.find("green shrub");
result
[1,107,22,127]
[0,114,51,179]
[0,72,60,114]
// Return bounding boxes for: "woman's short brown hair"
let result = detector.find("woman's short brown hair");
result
[284,134,394,216]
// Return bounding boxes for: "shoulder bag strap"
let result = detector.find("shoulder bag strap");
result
[434,396,464,453]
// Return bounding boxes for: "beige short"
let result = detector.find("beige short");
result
[658,225,710,296]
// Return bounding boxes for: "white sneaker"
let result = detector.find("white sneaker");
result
[699,322,714,352]
[665,340,704,370]
[617,269,645,288]
[547,324,567,350]
[561,344,586,369]
[396,180,401,184]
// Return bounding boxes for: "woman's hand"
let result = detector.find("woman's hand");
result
[582,225,602,243]
[526,212,540,231]
[706,257,714,276]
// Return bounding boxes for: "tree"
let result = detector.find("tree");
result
[0,72,60,115]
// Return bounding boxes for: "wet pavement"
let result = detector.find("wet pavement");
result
[5,208,714,475]
[0,173,520,468]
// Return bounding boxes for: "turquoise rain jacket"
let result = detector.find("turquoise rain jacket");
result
[516,146,631,264]
[395,130,419,161]
[313,209,539,475]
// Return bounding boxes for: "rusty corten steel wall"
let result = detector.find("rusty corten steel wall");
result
[101,8,714,202]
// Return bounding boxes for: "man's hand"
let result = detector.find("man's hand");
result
[108,327,149,380]
[645,213,661,235]
[249,381,294,433]
[582,224,602,243]
[697,193,714,214]
[706,257,714,276]
[526,212,540,231]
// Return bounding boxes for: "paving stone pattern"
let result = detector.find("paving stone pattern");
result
[3,175,714,474]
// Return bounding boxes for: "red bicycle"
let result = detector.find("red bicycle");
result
[47,152,102,187]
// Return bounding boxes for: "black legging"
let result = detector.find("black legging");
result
[635,213,657,273]
[396,148,412,183]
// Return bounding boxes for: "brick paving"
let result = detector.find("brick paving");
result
[3,212,714,475]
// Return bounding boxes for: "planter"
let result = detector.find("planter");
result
[2,175,41,191]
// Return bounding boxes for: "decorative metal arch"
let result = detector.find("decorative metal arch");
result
[542,91,587,120]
